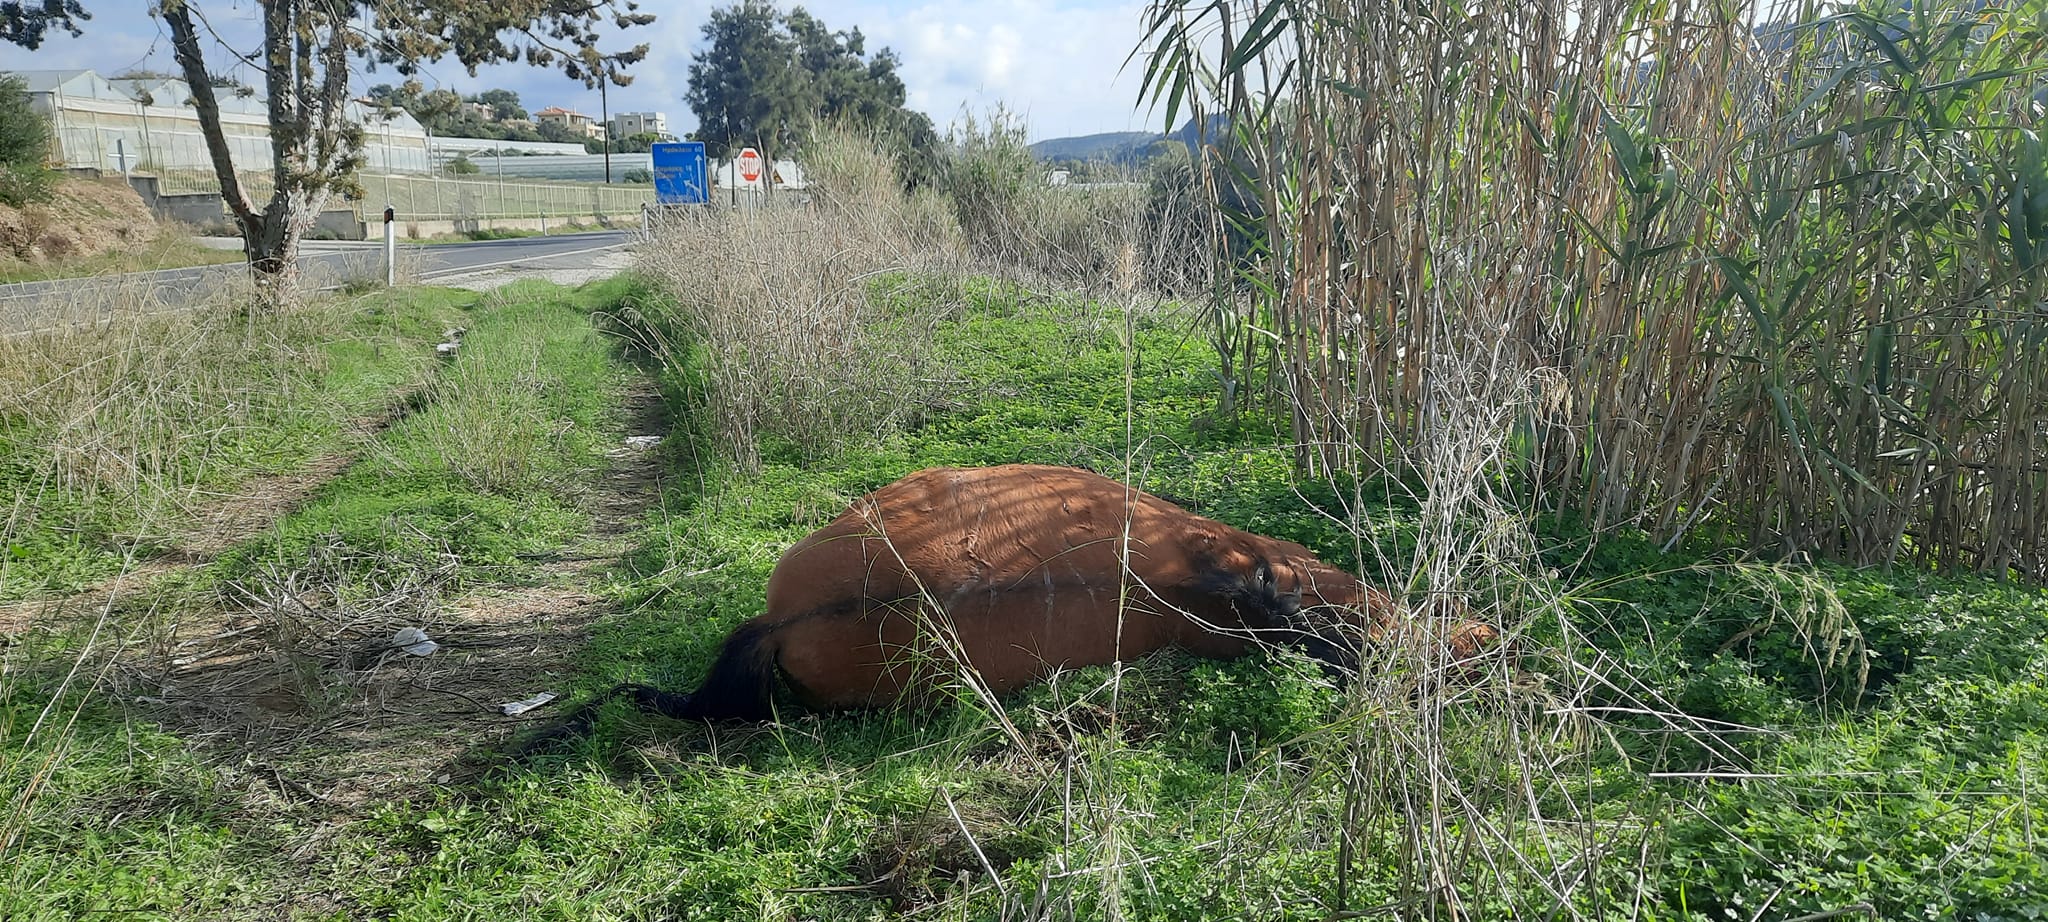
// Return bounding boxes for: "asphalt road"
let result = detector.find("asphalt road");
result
[0,230,634,334]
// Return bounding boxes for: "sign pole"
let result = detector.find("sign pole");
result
[383,206,397,287]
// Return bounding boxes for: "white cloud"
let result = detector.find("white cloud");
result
[860,0,1159,140]
[6,0,1170,143]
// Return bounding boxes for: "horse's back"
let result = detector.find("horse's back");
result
[758,465,1253,707]
[766,465,1227,614]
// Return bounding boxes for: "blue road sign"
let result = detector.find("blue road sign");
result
[651,142,709,205]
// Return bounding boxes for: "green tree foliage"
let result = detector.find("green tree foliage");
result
[2,0,653,305]
[685,1,935,182]
[367,84,546,142]
[475,88,526,122]
[0,74,53,207]
[605,132,662,154]
[444,153,481,175]
[0,0,87,48]
[685,0,814,162]
[535,119,581,145]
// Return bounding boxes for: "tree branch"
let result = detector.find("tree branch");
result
[263,0,296,187]
[159,0,259,227]
[313,4,356,176]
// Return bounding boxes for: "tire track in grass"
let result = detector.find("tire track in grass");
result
[125,280,669,798]
[3,278,675,922]
[0,389,437,637]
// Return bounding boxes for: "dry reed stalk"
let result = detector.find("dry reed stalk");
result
[1141,0,2047,574]
[1122,0,2048,912]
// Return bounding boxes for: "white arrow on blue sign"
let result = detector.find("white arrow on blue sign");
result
[651,142,709,205]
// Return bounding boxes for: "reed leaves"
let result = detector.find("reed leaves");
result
[1140,0,2048,578]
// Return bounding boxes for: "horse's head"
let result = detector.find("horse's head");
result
[1251,554,1508,674]
[1191,531,1364,629]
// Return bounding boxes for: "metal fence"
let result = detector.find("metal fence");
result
[149,169,654,221]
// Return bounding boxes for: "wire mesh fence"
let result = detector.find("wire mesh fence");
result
[148,170,654,221]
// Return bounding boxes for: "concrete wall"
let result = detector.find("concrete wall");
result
[310,209,366,241]
[381,213,633,240]
[123,173,363,239]
[117,169,625,242]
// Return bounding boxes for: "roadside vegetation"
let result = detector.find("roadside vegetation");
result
[2,0,2044,917]
[0,286,469,600]
[0,173,243,284]
[0,230,246,285]
[0,74,54,209]
[3,278,636,917]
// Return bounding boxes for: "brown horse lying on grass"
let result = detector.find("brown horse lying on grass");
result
[551,464,1497,737]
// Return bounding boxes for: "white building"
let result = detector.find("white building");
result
[10,68,432,174]
[606,111,671,141]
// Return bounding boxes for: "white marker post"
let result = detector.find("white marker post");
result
[383,206,397,287]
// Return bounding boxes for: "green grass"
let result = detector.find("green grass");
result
[484,283,2048,919]
[2,276,2043,919]
[0,234,245,284]
[0,288,473,601]
[211,278,634,594]
[2,279,636,920]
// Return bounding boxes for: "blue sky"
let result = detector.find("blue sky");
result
[8,0,1170,142]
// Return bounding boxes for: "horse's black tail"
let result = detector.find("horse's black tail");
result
[513,621,783,755]
[668,620,781,721]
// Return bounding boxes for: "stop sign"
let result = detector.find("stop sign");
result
[736,147,764,185]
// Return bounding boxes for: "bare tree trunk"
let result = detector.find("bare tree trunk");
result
[161,0,353,309]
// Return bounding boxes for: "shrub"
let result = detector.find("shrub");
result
[0,75,54,207]
[632,128,966,471]
[936,107,1149,295]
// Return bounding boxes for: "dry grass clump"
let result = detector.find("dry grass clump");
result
[137,537,461,734]
[1,280,322,519]
[938,109,1157,298]
[0,283,391,600]
[635,130,966,471]
[0,175,161,266]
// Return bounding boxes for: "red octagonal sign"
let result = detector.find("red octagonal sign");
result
[736,147,764,184]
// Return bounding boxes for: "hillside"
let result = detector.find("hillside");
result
[0,174,241,284]
[1028,130,1157,161]
[1031,115,1232,165]
[0,174,160,265]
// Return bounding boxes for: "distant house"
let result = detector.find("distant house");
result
[607,111,672,141]
[534,106,605,141]
[9,68,431,173]
[461,101,495,122]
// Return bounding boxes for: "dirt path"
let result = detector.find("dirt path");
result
[5,361,668,787]
[124,378,671,803]
[0,453,362,636]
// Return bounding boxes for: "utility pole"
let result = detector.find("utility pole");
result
[599,72,612,184]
